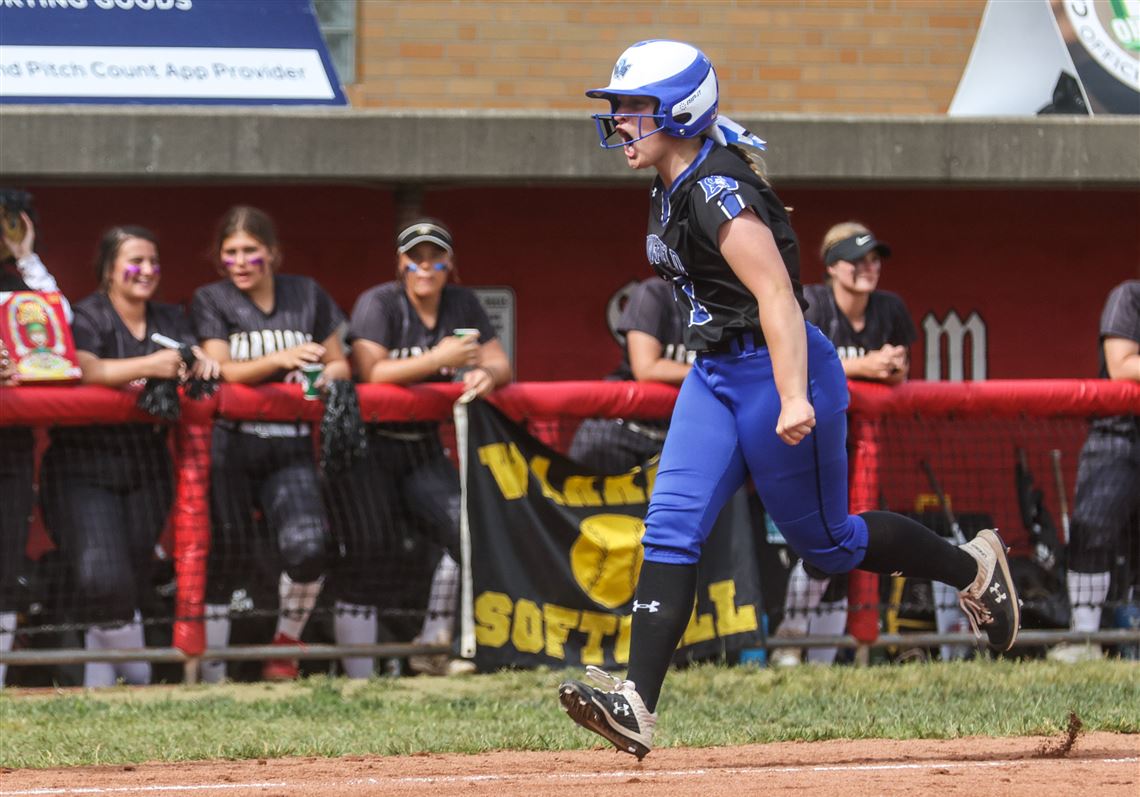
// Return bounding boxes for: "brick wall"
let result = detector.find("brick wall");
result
[346,0,986,114]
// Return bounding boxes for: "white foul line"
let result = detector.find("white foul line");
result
[1,757,1136,795]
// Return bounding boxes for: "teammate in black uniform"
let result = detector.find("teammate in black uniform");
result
[191,206,349,682]
[771,221,918,667]
[328,218,510,677]
[1050,280,1139,662]
[569,277,693,474]
[0,194,71,688]
[38,225,219,687]
[559,40,1020,759]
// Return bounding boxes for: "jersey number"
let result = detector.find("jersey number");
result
[676,279,712,327]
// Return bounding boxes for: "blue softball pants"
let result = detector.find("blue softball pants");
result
[643,322,868,575]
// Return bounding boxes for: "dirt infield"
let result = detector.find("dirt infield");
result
[1,733,1136,796]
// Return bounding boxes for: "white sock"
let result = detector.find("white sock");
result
[418,554,459,643]
[200,603,231,684]
[84,624,113,684]
[806,598,847,664]
[277,573,324,641]
[334,601,377,680]
[102,612,151,686]
[777,561,828,637]
[1068,571,1111,632]
[933,580,970,661]
[0,610,17,688]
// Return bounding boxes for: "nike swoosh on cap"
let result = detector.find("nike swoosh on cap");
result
[856,235,872,245]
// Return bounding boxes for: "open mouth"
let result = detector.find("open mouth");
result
[619,129,635,156]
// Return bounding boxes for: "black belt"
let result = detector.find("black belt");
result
[703,330,766,355]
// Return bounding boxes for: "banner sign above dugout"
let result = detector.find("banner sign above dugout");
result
[0,0,346,105]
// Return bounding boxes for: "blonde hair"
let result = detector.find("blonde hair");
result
[725,143,770,185]
[820,221,872,262]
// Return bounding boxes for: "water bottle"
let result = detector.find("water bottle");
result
[1114,601,1140,660]
[737,614,769,667]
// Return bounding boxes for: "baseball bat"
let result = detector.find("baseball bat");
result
[920,459,966,545]
[1050,448,1070,546]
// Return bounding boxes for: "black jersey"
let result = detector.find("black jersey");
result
[347,282,496,384]
[610,277,694,381]
[71,292,196,361]
[191,274,344,384]
[53,292,194,450]
[802,284,916,362]
[1093,280,1139,435]
[645,139,806,353]
[1097,280,1140,380]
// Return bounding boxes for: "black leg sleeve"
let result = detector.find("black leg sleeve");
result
[625,560,698,713]
[857,510,976,590]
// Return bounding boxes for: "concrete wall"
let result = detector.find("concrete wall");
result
[2,107,1137,186]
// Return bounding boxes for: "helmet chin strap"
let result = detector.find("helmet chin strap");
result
[708,116,766,151]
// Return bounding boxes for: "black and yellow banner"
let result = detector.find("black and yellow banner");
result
[461,400,764,671]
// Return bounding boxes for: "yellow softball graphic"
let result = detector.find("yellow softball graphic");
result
[570,513,645,608]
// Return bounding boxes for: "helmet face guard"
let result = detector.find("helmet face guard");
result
[586,40,718,149]
[592,109,666,149]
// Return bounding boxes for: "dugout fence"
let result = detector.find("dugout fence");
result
[1,378,1137,685]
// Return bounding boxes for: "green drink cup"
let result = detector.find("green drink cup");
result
[300,362,324,400]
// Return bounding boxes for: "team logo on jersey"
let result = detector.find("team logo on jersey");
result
[645,234,711,327]
[645,234,685,277]
[698,175,739,203]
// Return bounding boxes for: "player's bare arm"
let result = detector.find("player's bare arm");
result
[76,347,184,387]
[627,330,689,385]
[717,210,814,445]
[318,331,350,382]
[847,344,907,383]
[1103,336,1140,382]
[202,338,322,384]
[354,336,461,385]
[461,337,512,397]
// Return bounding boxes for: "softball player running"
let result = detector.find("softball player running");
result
[559,40,1020,759]
[192,205,349,682]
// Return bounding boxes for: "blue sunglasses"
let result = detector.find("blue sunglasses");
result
[404,262,449,274]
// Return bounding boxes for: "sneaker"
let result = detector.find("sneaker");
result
[769,625,805,668]
[410,633,458,674]
[558,665,656,760]
[957,529,1021,652]
[1046,642,1103,664]
[261,632,301,681]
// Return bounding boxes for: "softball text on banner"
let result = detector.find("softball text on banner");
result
[0,0,345,105]
[461,400,764,671]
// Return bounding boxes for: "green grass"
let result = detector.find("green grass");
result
[1,659,1136,768]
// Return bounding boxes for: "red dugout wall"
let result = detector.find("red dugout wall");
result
[4,379,1137,654]
[14,184,1140,382]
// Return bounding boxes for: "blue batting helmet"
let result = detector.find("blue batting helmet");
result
[586,40,719,149]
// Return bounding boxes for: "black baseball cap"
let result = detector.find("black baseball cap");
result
[824,232,892,266]
[396,219,453,254]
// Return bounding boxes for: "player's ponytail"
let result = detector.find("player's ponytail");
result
[725,143,771,187]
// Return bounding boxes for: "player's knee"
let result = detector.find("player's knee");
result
[778,515,864,576]
[1066,545,1114,574]
[803,561,831,580]
[279,520,328,583]
[641,537,701,565]
[78,570,136,623]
